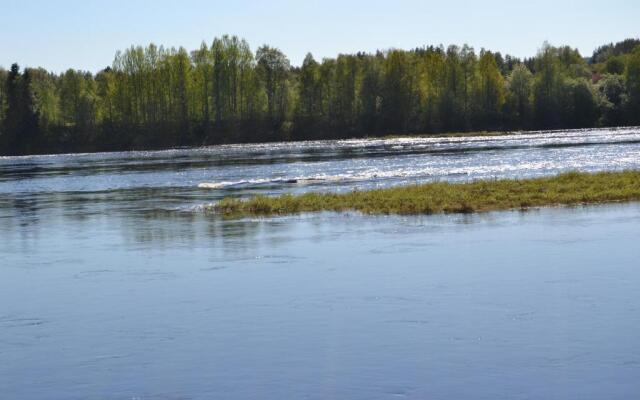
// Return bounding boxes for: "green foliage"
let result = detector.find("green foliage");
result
[295,53,322,135]
[1,64,39,154]
[475,50,505,128]
[1,37,638,155]
[605,56,625,75]
[596,74,627,126]
[256,45,290,127]
[29,68,60,129]
[533,43,562,128]
[505,64,533,128]
[382,50,414,132]
[557,78,598,128]
[0,67,7,134]
[592,39,640,64]
[625,46,640,123]
[210,171,640,217]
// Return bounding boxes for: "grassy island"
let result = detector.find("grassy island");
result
[209,171,640,217]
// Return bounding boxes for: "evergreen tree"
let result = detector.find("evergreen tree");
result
[2,64,21,152]
[0,37,637,155]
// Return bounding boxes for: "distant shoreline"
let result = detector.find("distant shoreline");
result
[2,38,639,156]
[209,171,640,217]
[2,126,639,158]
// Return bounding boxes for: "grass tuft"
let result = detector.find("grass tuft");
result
[209,171,640,217]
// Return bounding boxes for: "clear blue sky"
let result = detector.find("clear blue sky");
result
[1,0,638,73]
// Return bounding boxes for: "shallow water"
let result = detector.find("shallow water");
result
[1,128,639,399]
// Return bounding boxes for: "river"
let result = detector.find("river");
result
[1,127,639,399]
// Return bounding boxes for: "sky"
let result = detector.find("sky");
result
[1,0,639,73]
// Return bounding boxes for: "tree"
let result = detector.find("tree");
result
[1,64,39,154]
[256,45,290,125]
[0,36,636,155]
[605,56,625,75]
[381,50,413,132]
[475,50,505,129]
[533,43,562,128]
[625,46,640,124]
[2,64,21,152]
[559,78,598,128]
[506,64,533,128]
[235,38,255,121]
[334,54,359,129]
[358,56,382,134]
[460,45,477,127]
[95,68,116,125]
[168,48,191,143]
[596,74,626,126]
[592,39,640,64]
[192,42,212,132]
[211,37,227,126]
[18,69,40,153]
[415,46,446,131]
[0,67,8,141]
[440,45,464,131]
[297,53,321,119]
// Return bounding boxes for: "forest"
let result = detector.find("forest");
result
[1,37,639,155]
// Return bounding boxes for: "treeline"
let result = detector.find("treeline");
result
[1,36,640,155]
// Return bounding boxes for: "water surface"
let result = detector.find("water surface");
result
[1,128,639,399]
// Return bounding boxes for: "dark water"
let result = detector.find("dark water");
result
[1,128,639,399]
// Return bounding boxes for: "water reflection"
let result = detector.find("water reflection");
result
[1,129,640,399]
[2,202,639,399]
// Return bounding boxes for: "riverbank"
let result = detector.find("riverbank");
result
[4,125,639,157]
[209,171,640,217]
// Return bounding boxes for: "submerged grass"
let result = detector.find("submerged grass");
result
[210,171,640,217]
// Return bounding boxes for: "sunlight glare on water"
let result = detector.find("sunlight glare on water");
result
[1,128,639,399]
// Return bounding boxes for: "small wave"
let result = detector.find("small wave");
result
[196,151,635,191]
[198,179,271,189]
[199,177,329,189]
[198,170,436,190]
[199,181,244,189]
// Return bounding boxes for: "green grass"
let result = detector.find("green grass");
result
[209,171,640,217]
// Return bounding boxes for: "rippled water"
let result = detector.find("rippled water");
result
[1,128,639,399]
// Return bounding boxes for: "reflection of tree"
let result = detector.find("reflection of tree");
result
[119,209,266,254]
[12,196,40,228]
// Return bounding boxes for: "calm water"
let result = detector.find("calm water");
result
[1,128,639,399]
